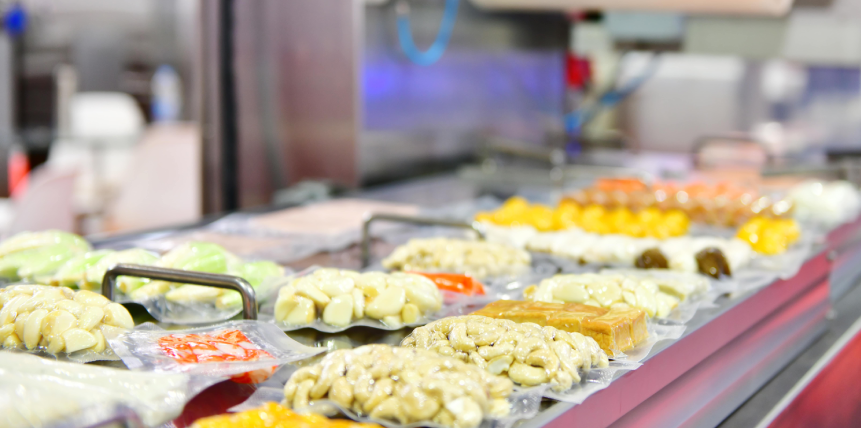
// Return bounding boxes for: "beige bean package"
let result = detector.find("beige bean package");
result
[283,344,514,428]
[274,269,443,329]
[402,315,610,392]
[382,238,531,279]
[0,284,134,355]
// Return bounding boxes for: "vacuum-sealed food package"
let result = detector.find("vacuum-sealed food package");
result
[789,180,861,227]
[206,198,421,263]
[475,196,691,238]
[511,227,754,279]
[411,272,486,297]
[0,230,91,283]
[522,271,710,319]
[270,268,443,332]
[1,237,287,324]
[49,249,115,288]
[562,179,791,227]
[735,217,800,255]
[382,238,531,279]
[0,352,211,427]
[401,315,609,393]
[278,344,535,428]
[71,248,161,292]
[126,242,282,306]
[0,284,133,361]
[89,242,286,324]
[472,300,648,355]
[107,320,324,384]
[191,402,384,428]
[477,194,809,280]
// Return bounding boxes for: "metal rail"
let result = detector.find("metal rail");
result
[360,213,486,268]
[101,264,258,320]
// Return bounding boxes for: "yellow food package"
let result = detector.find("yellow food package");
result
[191,402,382,428]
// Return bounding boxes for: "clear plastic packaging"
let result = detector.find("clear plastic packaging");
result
[206,199,421,263]
[120,294,246,325]
[724,270,780,298]
[106,320,324,383]
[194,401,388,428]
[104,243,290,325]
[789,180,861,228]
[0,352,217,427]
[747,231,815,280]
[480,212,813,284]
[233,344,545,428]
[11,401,146,428]
[400,315,655,404]
[0,284,134,362]
[0,230,92,284]
[115,275,287,326]
[118,230,299,262]
[262,267,501,333]
[379,196,810,287]
[514,271,710,323]
[597,268,718,325]
[381,237,532,281]
[233,386,543,428]
[540,323,684,403]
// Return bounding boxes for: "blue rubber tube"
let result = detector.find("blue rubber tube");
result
[396,0,460,66]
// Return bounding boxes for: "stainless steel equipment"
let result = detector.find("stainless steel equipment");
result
[359,212,486,268]
[199,0,568,210]
[101,263,258,320]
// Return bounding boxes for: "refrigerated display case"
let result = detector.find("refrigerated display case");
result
[19,172,851,428]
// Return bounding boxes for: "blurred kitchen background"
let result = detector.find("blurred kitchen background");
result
[3,0,861,237]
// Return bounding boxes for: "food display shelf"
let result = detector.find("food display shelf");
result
[120,247,832,428]
[75,173,861,428]
[527,252,830,428]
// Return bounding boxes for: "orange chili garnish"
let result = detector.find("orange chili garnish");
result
[157,329,277,384]
[410,272,486,296]
[595,178,648,193]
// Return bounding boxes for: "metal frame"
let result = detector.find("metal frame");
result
[218,0,239,211]
[101,264,258,320]
[754,304,861,428]
[826,216,861,300]
[359,213,486,268]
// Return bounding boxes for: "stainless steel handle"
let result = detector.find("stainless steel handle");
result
[360,213,486,268]
[101,264,258,320]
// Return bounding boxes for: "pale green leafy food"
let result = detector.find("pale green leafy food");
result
[50,250,113,288]
[0,231,91,281]
[81,249,160,293]
[214,260,284,309]
[134,242,284,310]
[0,233,285,312]
[0,230,89,258]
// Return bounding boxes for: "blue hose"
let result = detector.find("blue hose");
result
[396,0,460,66]
[566,54,661,136]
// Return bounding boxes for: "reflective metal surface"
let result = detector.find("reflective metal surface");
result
[360,213,486,268]
[101,264,258,320]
